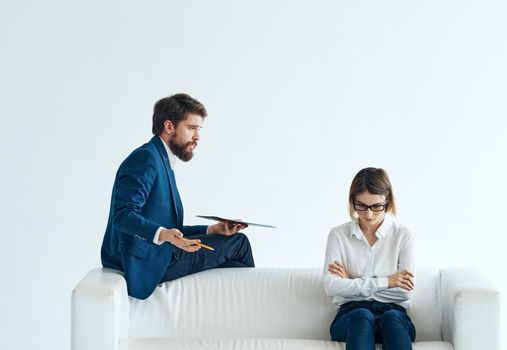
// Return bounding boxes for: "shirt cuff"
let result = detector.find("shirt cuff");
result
[153,227,165,245]
[377,277,389,290]
[206,225,210,234]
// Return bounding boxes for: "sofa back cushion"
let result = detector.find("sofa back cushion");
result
[408,268,442,341]
[129,268,441,341]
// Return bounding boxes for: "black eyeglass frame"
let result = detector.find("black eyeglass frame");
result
[353,201,388,212]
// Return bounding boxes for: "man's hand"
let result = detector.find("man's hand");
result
[208,221,248,236]
[159,228,201,252]
[328,261,349,278]
[388,269,414,291]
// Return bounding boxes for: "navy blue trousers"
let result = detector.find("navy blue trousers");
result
[330,300,416,350]
[161,232,255,282]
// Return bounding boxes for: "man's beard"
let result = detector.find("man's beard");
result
[169,140,197,162]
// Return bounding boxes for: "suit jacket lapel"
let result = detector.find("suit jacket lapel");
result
[151,136,181,221]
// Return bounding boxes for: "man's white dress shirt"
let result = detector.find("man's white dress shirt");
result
[152,137,178,244]
[322,215,414,308]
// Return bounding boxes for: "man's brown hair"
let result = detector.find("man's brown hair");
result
[152,93,207,135]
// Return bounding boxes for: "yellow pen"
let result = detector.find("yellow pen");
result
[179,237,215,251]
[194,241,215,251]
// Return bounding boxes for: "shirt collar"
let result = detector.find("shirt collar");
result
[350,214,393,240]
[159,136,176,170]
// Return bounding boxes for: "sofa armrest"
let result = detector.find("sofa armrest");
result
[72,268,129,350]
[440,268,500,350]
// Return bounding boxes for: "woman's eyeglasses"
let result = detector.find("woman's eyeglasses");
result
[353,201,387,212]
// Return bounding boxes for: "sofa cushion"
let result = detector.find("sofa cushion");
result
[120,338,453,350]
[408,268,442,341]
[129,268,442,341]
[130,268,335,340]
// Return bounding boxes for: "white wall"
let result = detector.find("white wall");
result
[1,0,505,348]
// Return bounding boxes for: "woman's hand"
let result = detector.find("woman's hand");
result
[328,261,349,278]
[388,269,414,291]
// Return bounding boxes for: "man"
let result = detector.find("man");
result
[101,93,255,299]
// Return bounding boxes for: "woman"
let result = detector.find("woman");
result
[323,167,416,350]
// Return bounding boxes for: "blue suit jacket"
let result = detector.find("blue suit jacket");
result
[101,136,207,299]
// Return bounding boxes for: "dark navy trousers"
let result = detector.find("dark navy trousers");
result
[161,232,255,282]
[330,300,416,350]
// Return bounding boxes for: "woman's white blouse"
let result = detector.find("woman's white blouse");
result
[322,215,415,308]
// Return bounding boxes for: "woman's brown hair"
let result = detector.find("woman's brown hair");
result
[348,167,397,220]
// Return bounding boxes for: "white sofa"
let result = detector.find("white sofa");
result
[72,267,499,350]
